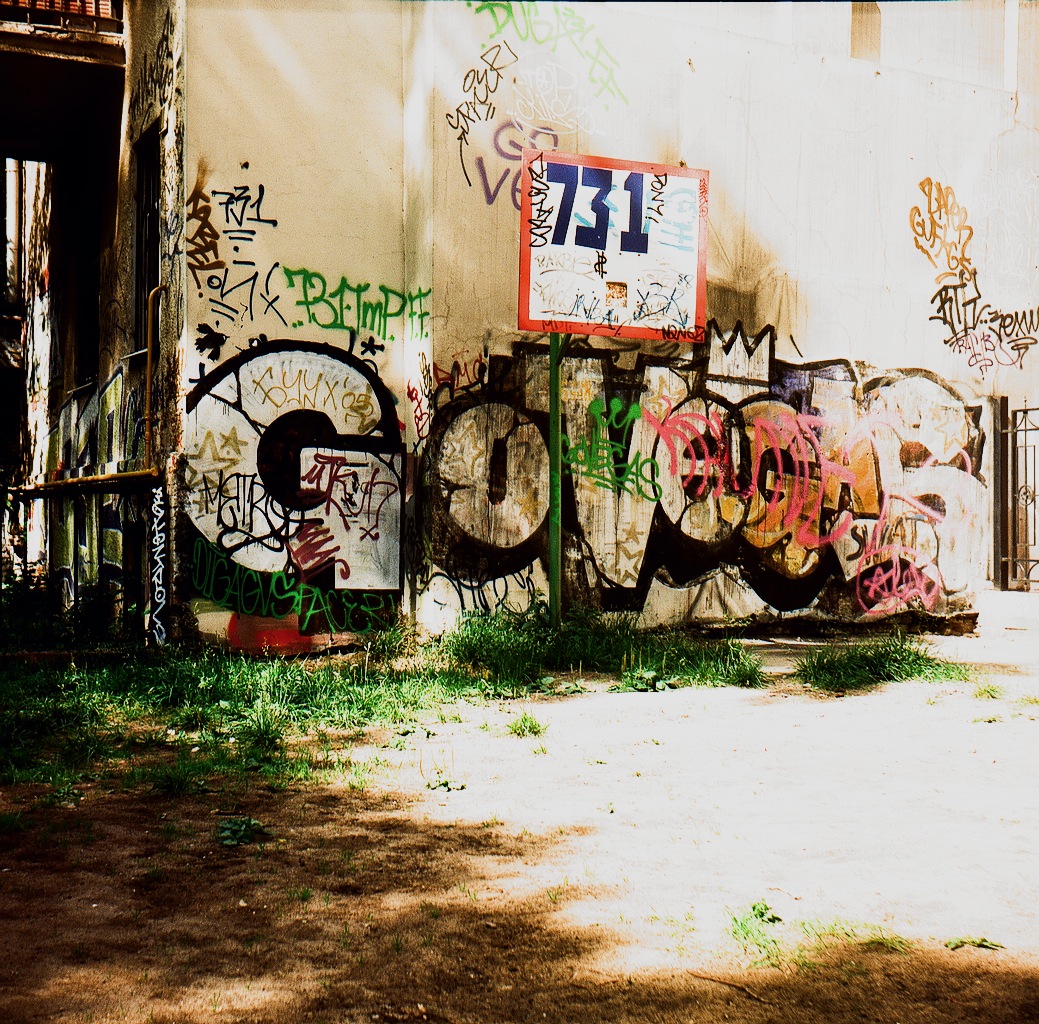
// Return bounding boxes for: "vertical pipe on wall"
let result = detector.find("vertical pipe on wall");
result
[995,396,1009,590]
[145,284,166,471]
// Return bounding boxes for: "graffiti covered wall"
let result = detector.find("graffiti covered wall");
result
[183,1,415,650]
[420,323,985,625]
[407,0,1039,630]
[166,1,1039,646]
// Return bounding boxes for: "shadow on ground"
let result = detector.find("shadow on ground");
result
[0,777,1035,1024]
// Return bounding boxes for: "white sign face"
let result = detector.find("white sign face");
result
[519,150,709,342]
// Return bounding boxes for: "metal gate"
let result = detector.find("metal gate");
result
[1001,402,1039,590]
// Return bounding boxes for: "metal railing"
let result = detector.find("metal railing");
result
[0,0,122,34]
[1006,405,1039,590]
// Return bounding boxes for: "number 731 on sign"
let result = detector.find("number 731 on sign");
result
[519,149,708,342]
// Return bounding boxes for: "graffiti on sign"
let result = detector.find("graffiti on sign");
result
[520,150,708,341]
[282,266,431,346]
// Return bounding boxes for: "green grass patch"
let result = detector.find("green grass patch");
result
[973,682,1004,700]
[507,709,546,738]
[0,648,477,792]
[0,606,766,795]
[731,903,916,969]
[792,632,970,692]
[441,606,765,689]
[730,901,784,967]
[0,809,26,834]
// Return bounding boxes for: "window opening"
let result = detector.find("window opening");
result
[851,1,881,63]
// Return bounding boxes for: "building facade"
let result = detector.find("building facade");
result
[3,0,1038,651]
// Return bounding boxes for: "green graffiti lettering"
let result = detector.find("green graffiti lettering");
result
[282,265,431,343]
[283,267,343,329]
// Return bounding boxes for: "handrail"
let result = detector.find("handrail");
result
[0,0,124,34]
[13,282,166,495]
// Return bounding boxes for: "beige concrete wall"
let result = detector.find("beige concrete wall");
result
[170,0,1039,647]
[181,0,410,648]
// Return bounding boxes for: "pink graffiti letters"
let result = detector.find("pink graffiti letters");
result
[425,342,983,619]
[641,398,730,498]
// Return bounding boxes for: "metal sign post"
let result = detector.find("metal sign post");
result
[519,149,709,627]
[548,332,570,627]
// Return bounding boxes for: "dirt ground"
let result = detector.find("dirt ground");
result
[1,624,1038,1024]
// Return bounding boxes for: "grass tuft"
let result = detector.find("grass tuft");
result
[730,901,784,967]
[973,682,1004,700]
[507,710,546,738]
[945,935,1004,950]
[793,632,970,691]
[441,606,765,689]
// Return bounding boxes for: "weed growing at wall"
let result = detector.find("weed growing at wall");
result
[438,605,765,689]
[0,649,478,795]
[792,632,970,691]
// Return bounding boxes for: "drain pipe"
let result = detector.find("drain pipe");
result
[142,283,166,474]
[14,284,167,495]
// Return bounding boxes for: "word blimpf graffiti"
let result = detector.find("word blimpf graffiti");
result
[183,340,403,641]
[423,326,985,620]
[282,267,431,345]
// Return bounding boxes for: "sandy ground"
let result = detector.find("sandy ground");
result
[1,591,1038,1023]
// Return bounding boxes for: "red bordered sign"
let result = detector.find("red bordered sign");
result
[519,150,708,342]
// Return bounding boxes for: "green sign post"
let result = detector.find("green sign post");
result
[520,149,709,628]
[548,331,571,628]
[549,331,562,627]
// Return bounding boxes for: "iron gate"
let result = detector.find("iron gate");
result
[1002,403,1039,589]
